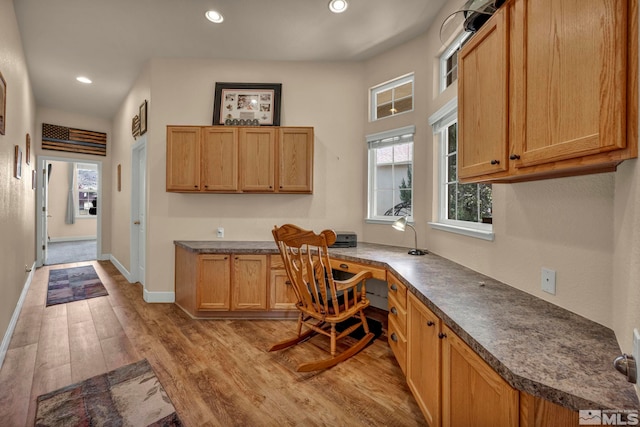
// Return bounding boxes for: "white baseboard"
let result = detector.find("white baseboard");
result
[49,236,97,243]
[109,254,133,282]
[0,262,36,370]
[143,289,175,303]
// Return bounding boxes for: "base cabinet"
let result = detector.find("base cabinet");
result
[269,255,297,310]
[197,254,231,310]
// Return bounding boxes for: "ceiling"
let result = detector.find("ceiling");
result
[13,0,448,120]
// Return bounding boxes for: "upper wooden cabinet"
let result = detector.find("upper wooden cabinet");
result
[459,0,637,183]
[167,125,314,193]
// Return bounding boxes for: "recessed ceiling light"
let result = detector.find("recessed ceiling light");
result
[205,10,224,23]
[76,76,92,84]
[328,0,348,13]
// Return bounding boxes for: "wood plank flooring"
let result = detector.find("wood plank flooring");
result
[0,261,426,426]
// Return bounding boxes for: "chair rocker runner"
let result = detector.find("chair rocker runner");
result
[269,224,375,372]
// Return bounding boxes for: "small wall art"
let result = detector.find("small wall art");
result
[139,100,147,135]
[26,133,31,165]
[14,145,22,179]
[212,82,282,126]
[0,71,6,135]
[117,164,122,192]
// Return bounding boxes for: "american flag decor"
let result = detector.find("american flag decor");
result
[42,123,107,156]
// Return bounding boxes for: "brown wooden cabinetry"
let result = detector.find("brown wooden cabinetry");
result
[196,254,231,310]
[231,254,268,310]
[459,0,637,183]
[269,255,297,310]
[387,273,408,376]
[167,125,313,193]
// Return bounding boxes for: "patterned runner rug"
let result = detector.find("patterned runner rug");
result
[46,265,108,306]
[35,359,182,426]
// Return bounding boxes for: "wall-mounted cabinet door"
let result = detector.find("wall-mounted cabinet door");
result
[240,128,275,192]
[232,254,268,310]
[510,0,627,168]
[197,254,230,311]
[201,127,238,191]
[166,126,201,191]
[278,127,313,193]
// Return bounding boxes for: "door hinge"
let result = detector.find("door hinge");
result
[42,207,46,212]
[42,245,45,250]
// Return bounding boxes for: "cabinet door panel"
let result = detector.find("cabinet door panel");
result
[166,127,201,191]
[202,127,238,191]
[240,128,275,191]
[270,269,297,310]
[407,293,441,427]
[232,255,268,310]
[278,127,313,192]
[458,8,509,179]
[512,0,627,167]
[441,325,518,427]
[197,255,230,310]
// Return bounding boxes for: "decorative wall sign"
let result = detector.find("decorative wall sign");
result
[14,145,22,179]
[0,71,6,135]
[139,100,148,135]
[26,133,31,165]
[132,114,140,139]
[117,164,122,192]
[213,82,282,126]
[42,123,107,156]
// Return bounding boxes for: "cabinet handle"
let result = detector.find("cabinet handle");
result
[427,320,435,327]
[285,280,291,285]
[490,159,500,165]
[390,307,398,316]
[509,154,521,160]
[340,263,349,269]
[194,185,199,188]
[390,333,398,342]
[204,184,209,188]
[279,186,283,189]
[438,332,447,339]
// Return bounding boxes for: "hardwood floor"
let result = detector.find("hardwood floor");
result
[0,261,426,426]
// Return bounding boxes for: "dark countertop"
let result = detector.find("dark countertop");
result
[174,240,640,411]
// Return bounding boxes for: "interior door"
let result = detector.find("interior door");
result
[132,140,146,285]
[40,162,50,264]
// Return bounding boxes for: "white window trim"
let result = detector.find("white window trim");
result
[428,101,494,241]
[366,125,416,223]
[439,31,471,93]
[369,73,414,122]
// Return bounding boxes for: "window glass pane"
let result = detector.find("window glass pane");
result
[479,183,493,221]
[77,164,98,216]
[447,184,456,220]
[456,183,479,222]
[375,162,394,190]
[395,82,412,99]
[393,142,412,163]
[377,89,393,105]
[377,103,393,119]
[394,97,413,115]
[376,145,393,164]
[447,154,457,182]
[447,123,457,154]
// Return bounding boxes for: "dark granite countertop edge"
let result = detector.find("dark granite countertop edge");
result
[173,240,640,411]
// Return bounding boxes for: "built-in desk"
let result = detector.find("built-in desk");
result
[174,240,640,415]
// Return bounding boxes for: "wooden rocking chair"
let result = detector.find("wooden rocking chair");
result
[269,224,375,372]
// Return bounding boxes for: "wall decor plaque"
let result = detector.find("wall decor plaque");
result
[213,82,281,126]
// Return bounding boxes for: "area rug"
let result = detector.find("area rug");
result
[46,265,108,307]
[35,359,183,426]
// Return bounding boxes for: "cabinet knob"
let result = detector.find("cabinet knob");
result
[194,185,199,188]
[438,332,447,339]
[390,307,398,316]
[427,320,435,327]
[509,154,521,160]
[204,184,209,188]
[390,333,398,342]
[390,284,398,292]
[340,263,349,269]
[490,159,500,165]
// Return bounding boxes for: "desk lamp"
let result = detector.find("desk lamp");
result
[392,216,427,256]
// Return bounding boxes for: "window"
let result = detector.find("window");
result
[367,126,415,222]
[429,101,493,240]
[370,74,414,121]
[440,32,471,93]
[76,163,98,217]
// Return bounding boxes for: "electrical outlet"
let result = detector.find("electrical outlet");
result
[634,329,640,386]
[541,268,556,295]
[216,227,224,238]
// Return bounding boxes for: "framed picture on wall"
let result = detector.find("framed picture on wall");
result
[139,100,147,135]
[0,71,6,135]
[26,133,31,165]
[14,145,22,179]
[212,82,282,126]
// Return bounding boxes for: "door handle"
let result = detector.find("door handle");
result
[134,221,141,225]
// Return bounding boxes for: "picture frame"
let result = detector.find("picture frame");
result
[139,100,147,135]
[213,82,282,126]
[117,164,122,192]
[14,145,22,179]
[26,133,30,165]
[0,71,6,135]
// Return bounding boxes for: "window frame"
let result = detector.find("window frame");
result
[369,73,415,122]
[366,125,416,224]
[439,31,471,93]
[428,100,494,240]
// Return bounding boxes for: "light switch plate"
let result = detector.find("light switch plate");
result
[541,268,556,295]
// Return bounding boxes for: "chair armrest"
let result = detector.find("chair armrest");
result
[334,270,373,291]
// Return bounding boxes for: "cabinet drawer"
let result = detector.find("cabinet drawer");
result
[387,273,407,309]
[330,259,386,281]
[270,254,284,270]
[388,291,407,334]
[388,316,407,376]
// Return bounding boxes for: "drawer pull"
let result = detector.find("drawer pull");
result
[438,332,447,339]
[390,283,398,292]
[285,280,291,285]
[509,154,521,160]
[427,320,435,327]
[390,333,398,342]
[390,307,398,316]
[490,159,500,165]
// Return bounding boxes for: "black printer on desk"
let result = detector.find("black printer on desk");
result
[330,231,357,248]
